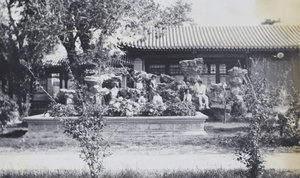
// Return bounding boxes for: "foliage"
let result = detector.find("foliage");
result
[47,81,197,117]
[44,0,192,81]
[48,88,83,117]
[0,92,18,130]
[105,98,141,117]
[234,57,297,178]
[45,74,109,177]
[164,101,196,116]
[1,169,300,178]
[274,58,300,140]
[0,0,192,115]
[158,88,179,102]
[98,66,129,76]
[140,102,166,116]
[234,62,267,177]
[281,84,300,141]
[63,103,109,178]
[0,0,59,116]
[2,1,190,177]
[48,103,80,117]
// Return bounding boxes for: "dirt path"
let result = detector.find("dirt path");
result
[0,150,299,172]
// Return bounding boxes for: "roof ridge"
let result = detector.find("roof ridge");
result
[119,25,300,51]
[149,24,300,29]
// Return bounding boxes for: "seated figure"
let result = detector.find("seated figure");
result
[138,91,147,104]
[194,80,210,110]
[152,93,166,111]
[152,93,163,105]
[183,89,192,103]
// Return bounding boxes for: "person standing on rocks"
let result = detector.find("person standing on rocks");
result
[148,75,157,102]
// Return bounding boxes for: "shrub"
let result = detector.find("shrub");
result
[63,103,108,178]
[164,101,196,116]
[281,84,300,142]
[234,58,297,178]
[140,102,166,116]
[105,98,141,117]
[1,169,299,178]
[48,103,81,117]
[0,93,19,131]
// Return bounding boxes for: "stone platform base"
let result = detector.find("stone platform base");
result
[24,114,208,137]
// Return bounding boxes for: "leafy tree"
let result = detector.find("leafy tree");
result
[0,0,192,112]
[0,0,60,116]
[50,0,192,80]
[284,85,300,141]
[47,1,192,177]
[63,102,107,178]
[276,59,300,144]
[0,92,18,132]
[235,57,300,178]
[236,65,270,178]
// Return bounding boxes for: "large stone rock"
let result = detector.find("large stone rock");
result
[228,67,248,119]
[84,74,122,89]
[228,67,247,87]
[210,83,225,104]
[102,77,122,89]
[179,58,204,81]
[160,74,175,83]
[84,74,122,104]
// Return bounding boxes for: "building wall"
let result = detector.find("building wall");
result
[252,55,300,92]
[131,50,248,86]
[128,49,300,92]
[247,50,300,89]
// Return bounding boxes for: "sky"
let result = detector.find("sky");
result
[155,0,300,26]
[3,0,298,56]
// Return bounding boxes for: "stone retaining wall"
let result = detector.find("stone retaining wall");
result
[24,114,208,136]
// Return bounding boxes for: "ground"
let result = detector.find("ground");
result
[0,122,300,174]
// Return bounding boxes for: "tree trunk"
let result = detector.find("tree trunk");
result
[17,93,23,116]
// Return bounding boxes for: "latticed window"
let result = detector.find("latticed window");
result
[219,64,227,74]
[149,64,165,74]
[210,64,216,74]
[169,64,182,75]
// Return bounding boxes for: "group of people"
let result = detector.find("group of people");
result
[180,79,209,110]
[135,75,210,110]
[134,75,162,105]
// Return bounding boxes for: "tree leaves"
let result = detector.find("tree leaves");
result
[50,0,192,70]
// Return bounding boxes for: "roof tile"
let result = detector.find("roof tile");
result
[119,26,300,50]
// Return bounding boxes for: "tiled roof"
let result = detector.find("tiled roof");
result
[42,52,133,67]
[42,45,68,67]
[119,26,300,51]
[42,53,68,67]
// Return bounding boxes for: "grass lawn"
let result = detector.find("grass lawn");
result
[0,122,250,152]
[0,121,298,154]
[0,122,299,178]
[0,169,300,178]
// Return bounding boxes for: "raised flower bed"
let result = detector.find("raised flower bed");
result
[24,63,216,137]
[24,112,208,136]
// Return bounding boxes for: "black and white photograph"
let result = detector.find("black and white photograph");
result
[0,0,299,177]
